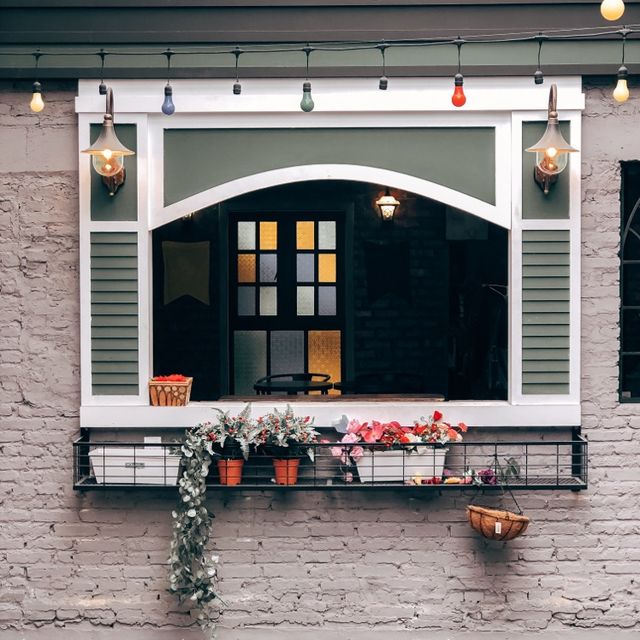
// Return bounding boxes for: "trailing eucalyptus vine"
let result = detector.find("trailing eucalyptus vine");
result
[168,421,220,634]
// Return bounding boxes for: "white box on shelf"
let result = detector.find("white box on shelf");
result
[355,447,447,483]
[89,446,181,485]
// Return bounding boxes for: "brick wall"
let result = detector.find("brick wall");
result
[1,79,639,639]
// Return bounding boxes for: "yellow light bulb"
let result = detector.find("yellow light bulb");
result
[600,0,625,21]
[102,149,113,160]
[545,147,558,159]
[30,90,44,113]
[613,78,630,103]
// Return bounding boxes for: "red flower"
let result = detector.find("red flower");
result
[433,410,443,422]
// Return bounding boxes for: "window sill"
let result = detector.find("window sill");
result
[80,400,581,429]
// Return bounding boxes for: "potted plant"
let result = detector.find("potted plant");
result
[331,411,467,483]
[204,404,256,486]
[255,405,319,485]
[149,374,193,406]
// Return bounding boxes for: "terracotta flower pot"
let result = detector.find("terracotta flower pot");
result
[217,458,244,486]
[273,458,300,485]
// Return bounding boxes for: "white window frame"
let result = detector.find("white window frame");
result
[77,76,584,428]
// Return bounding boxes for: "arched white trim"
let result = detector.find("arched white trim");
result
[152,164,509,230]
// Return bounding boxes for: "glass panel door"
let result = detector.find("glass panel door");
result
[230,213,344,395]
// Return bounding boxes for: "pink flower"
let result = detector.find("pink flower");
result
[347,419,363,434]
[349,446,364,461]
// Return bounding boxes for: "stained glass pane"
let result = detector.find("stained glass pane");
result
[296,221,315,250]
[297,286,315,316]
[260,254,277,282]
[318,254,336,282]
[297,254,315,283]
[318,286,336,316]
[237,221,255,250]
[260,221,278,250]
[237,287,255,316]
[270,331,304,375]
[318,221,336,249]
[234,330,266,394]
[260,287,277,316]
[237,254,256,283]
[308,330,341,394]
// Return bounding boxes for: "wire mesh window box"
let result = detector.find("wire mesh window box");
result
[74,433,588,491]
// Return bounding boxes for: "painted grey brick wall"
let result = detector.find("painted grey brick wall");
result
[1,79,639,639]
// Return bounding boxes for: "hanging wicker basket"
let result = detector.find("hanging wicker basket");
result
[467,505,530,541]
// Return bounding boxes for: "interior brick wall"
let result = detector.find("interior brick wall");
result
[0,79,639,639]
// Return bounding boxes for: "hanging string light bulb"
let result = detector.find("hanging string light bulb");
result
[161,49,175,115]
[98,49,107,95]
[451,38,466,107]
[534,34,546,85]
[377,41,388,90]
[29,50,44,113]
[613,28,631,103]
[601,0,625,21]
[232,46,243,95]
[300,45,315,112]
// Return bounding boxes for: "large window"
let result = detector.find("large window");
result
[620,161,640,401]
[152,181,508,401]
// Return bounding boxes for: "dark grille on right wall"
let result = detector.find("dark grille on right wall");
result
[620,161,640,401]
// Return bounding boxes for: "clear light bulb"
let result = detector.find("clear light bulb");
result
[545,147,558,159]
[300,81,314,112]
[30,81,44,113]
[613,65,630,103]
[161,84,175,115]
[600,0,625,20]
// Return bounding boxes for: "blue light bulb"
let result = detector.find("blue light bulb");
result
[300,81,314,112]
[162,84,175,115]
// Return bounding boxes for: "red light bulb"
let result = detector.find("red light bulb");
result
[451,73,466,108]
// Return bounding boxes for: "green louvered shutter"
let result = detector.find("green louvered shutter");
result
[522,230,570,395]
[90,232,139,395]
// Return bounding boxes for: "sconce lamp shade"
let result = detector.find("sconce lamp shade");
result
[376,188,400,221]
[83,115,134,176]
[525,84,578,194]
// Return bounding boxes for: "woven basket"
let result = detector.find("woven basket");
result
[148,377,193,406]
[467,505,530,541]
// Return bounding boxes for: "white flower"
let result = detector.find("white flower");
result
[187,509,197,518]
[210,554,219,563]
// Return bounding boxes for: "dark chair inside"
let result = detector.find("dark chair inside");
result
[254,372,332,395]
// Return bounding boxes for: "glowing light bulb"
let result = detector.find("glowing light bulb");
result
[102,149,113,160]
[300,81,314,112]
[161,84,175,115]
[614,78,630,102]
[545,147,558,159]
[600,0,625,20]
[614,65,630,102]
[451,73,466,107]
[30,81,44,113]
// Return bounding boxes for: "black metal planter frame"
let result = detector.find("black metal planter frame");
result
[73,428,588,492]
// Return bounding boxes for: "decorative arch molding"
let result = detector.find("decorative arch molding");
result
[153,164,509,230]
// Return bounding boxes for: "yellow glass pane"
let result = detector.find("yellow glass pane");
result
[318,254,336,282]
[308,330,341,396]
[260,221,278,250]
[237,253,256,283]
[296,221,315,250]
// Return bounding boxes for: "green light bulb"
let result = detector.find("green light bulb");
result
[300,81,314,112]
